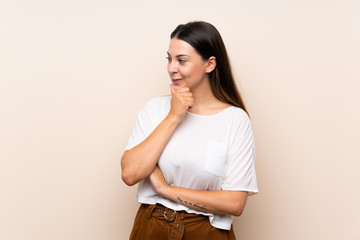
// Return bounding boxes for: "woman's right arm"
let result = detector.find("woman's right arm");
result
[121,85,193,186]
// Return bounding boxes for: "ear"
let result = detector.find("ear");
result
[205,56,216,73]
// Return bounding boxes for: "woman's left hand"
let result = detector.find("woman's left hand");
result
[149,166,170,197]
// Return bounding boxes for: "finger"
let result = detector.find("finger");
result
[175,87,191,93]
[170,84,175,94]
[181,94,194,100]
[178,92,193,97]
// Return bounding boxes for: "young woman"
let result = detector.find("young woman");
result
[121,21,258,240]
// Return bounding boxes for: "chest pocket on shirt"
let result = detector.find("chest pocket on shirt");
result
[204,141,228,178]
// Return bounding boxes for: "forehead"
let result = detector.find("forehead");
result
[167,38,197,56]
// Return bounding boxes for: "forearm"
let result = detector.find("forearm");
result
[159,186,248,216]
[121,115,180,186]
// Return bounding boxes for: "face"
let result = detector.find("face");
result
[167,38,209,89]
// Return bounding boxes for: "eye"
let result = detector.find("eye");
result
[166,57,171,62]
[179,59,186,64]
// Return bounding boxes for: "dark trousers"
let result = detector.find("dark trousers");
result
[129,204,236,240]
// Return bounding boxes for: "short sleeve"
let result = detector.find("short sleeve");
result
[124,101,155,151]
[221,112,259,195]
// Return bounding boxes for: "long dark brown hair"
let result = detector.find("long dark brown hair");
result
[171,21,249,117]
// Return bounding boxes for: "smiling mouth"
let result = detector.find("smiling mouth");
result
[172,79,182,84]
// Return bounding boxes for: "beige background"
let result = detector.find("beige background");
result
[1,0,359,239]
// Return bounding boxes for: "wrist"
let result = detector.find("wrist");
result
[165,114,182,125]
[158,184,172,198]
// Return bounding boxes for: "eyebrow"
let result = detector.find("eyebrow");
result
[167,52,190,58]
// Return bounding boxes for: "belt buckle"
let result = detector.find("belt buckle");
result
[163,208,176,222]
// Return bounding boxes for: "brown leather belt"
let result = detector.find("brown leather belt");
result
[143,203,206,222]
[156,205,177,221]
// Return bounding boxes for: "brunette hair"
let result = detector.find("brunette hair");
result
[171,21,249,117]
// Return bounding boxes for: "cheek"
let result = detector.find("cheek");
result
[180,65,196,77]
[186,65,204,78]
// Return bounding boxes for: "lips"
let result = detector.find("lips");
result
[171,79,182,84]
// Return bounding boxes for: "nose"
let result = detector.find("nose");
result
[167,61,178,74]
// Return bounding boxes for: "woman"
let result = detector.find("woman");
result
[121,21,258,240]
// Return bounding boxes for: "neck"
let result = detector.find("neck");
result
[190,77,219,109]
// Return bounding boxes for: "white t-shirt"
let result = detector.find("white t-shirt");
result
[125,96,258,230]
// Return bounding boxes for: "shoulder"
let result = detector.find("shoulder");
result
[228,106,253,131]
[230,106,250,122]
[227,107,255,147]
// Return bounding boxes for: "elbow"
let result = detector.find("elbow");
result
[233,208,244,217]
[232,202,245,217]
[121,170,137,186]
[121,169,138,186]
[121,151,137,186]
[228,192,248,217]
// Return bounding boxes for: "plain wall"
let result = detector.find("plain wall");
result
[1,0,359,239]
